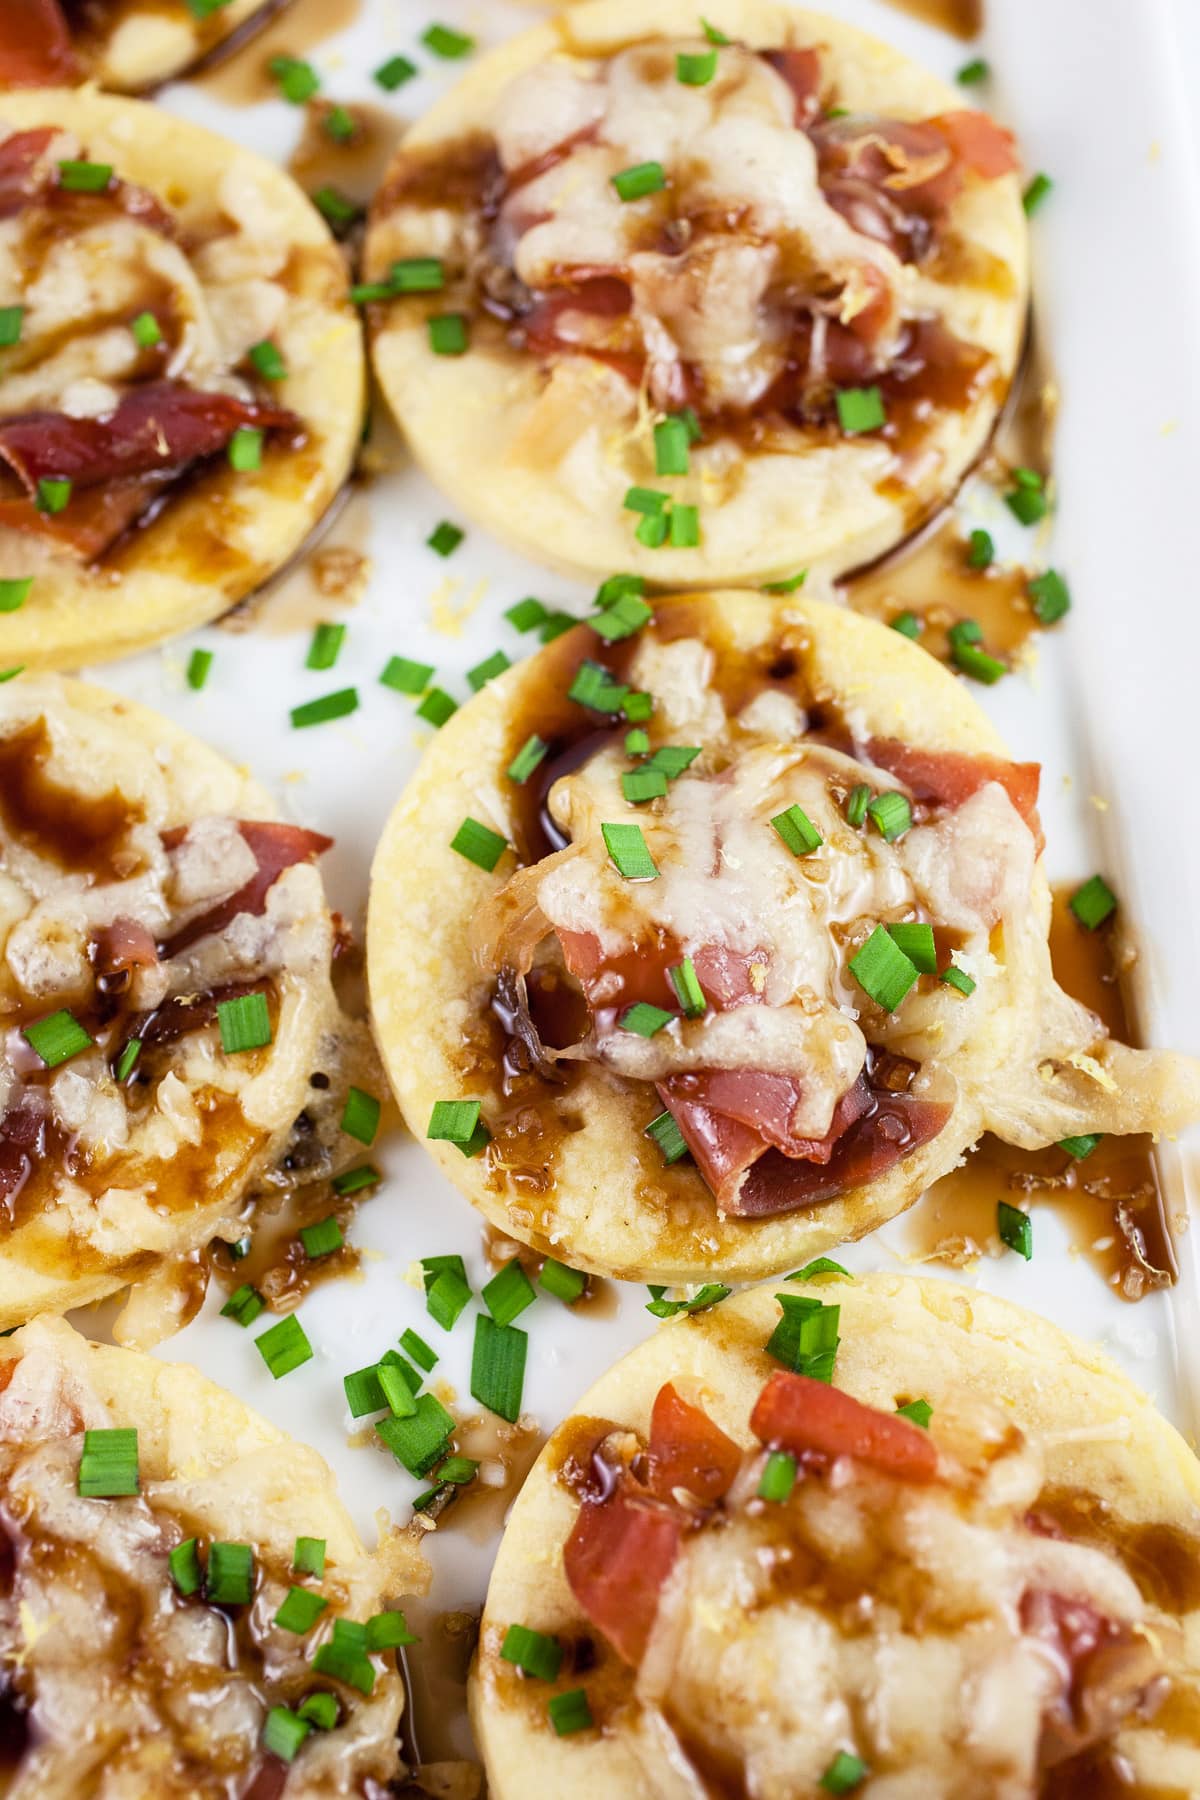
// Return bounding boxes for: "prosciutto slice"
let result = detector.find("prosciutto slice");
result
[0,472,175,562]
[160,821,333,959]
[866,737,1043,850]
[0,2,76,87]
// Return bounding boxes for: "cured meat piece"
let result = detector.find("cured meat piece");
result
[563,1482,684,1666]
[762,47,823,126]
[750,1369,940,1482]
[160,821,333,959]
[0,2,76,87]
[646,1383,741,1506]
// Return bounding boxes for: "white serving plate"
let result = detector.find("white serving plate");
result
[76,0,1200,1763]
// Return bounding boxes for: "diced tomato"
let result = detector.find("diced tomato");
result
[646,1383,742,1505]
[160,822,332,959]
[562,1484,684,1666]
[0,2,76,89]
[750,1370,940,1482]
[928,110,1019,180]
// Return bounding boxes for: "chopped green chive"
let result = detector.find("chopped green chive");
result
[427,1101,488,1157]
[262,1707,310,1763]
[835,385,885,434]
[401,1329,437,1371]
[427,520,463,556]
[890,610,922,640]
[596,572,645,607]
[541,610,580,641]
[206,1541,254,1605]
[865,790,912,842]
[592,591,654,641]
[186,647,213,690]
[619,1001,674,1037]
[624,486,667,517]
[217,991,271,1054]
[169,1537,202,1596]
[450,816,508,872]
[507,734,548,785]
[57,159,112,192]
[426,1266,472,1331]
[548,1688,593,1735]
[422,22,474,56]
[78,1427,138,1498]
[1028,568,1071,624]
[758,1449,797,1502]
[471,1314,527,1422]
[505,597,548,633]
[294,1536,326,1577]
[36,476,71,514]
[665,503,698,549]
[275,1585,328,1635]
[1070,875,1117,930]
[1023,172,1054,215]
[306,622,346,671]
[646,1282,730,1318]
[312,1618,376,1694]
[677,48,717,83]
[763,569,807,594]
[767,1294,840,1382]
[324,103,356,142]
[602,821,658,879]
[789,1257,851,1280]
[482,1258,536,1327]
[344,1365,387,1418]
[701,16,731,42]
[612,161,667,202]
[0,306,24,347]
[569,659,628,712]
[539,1260,587,1303]
[350,281,395,306]
[221,1283,265,1327]
[298,1691,338,1729]
[380,655,434,695]
[269,54,319,102]
[300,1216,343,1259]
[821,1751,868,1794]
[255,1314,314,1379]
[366,1609,417,1650]
[131,310,161,348]
[341,1086,381,1146]
[392,256,446,292]
[289,686,359,728]
[22,1009,93,1069]
[949,619,1006,684]
[114,1037,142,1083]
[331,1164,380,1197]
[845,783,870,827]
[0,577,32,611]
[771,803,822,856]
[895,1398,932,1427]
[249,339,287,381]
[654,416,691,476]
[1059,1133,1103,1159]
[376,1391,455,1476]
[228,426,263,472]
[1005,473,1048,525]
[621,766,668,804]
[429,312,469,355]
[313,187,362,232]
[667,956,706,1018]
[645,1109,689,1164]
[501,1623,562,1681]
[378,1360,418,1418]
[0,668,25,684]
[940,963,976,996]
[375,53,417,89]
[886,921,936,974]
[997,1200,1032,1260]
[416,687,456,727]
[623,689,653,722]
[625,727,650,755]
[466,648,510,690]
[966,527,994,568]
[850,925,919,1012]
[956,57,989,84]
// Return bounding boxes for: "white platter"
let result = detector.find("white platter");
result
[62,0,1200,1766]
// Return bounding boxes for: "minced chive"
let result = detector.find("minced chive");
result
[549,1688,593,1735]
[540,610,580,642]
[625,728,650,755]
[376,1392,455,1475]
[767,1294,840,1381]
[249,340,287,381]
[169,1537,202,1595]
[276,1586,328,1634]
[269,53,319,100]
[845,784,870,827]
[36,476,71,514]
[677,48,717,83]
[217,991,271,1053]
[300,1216,343,1259]
[429,312,469,355]
[654,416,690,475]
[669,504,700,548]
[221,1283,265,1327]
[341,1086,381,1146]
[375,53,417,89]
[471,1314,527,1422]
[622,766,668,804]
[417,687,457,726]
[0,669,24,683]
[771,803,822,856]
[619,1001,673,1037]
[957,57,989,83]
[539,1260,587,1303]
[0,576,32,611]
[596,572,645,606]
[228,426,263,472]
[78,1427,138,1498]
[381,655,434,694]
[294,1536,326,1577]
[836,386,885,434]
[427,520,462,556]
[483,1258,536,1327]
[366,1609,417,1650]
[383,1350,422,1397]
[967,527,994,568]
[331,1164,380,1196]
[314,187,361,232]
[306,622,346,671]
[312,1618,376,1695]
[378,1361,418,1418]
[667,957,707,1017]
[949,620,1006,684]
[450,817,508,871]
[866,790,911,842]
[324,103,355,142]
[427,1101,486,1152]
[0,306,23,346]
[896,1399,933,1427]
[22,1009,93,1068]
[890,610,921,639]
[998,1200,1033,1260]
[263,1707,310,1762]
[625,486,667,516]
[602,821,658,879]
[850,925,919,1012]
[508,735,548,785]
[186,647,213,690]
[758,1449,797,1502]
[298,1691,338,1729]
[612,161,667,202]
[467,648,510,690]
[401,1329,437,1372]
[623,690,653,722]
[255,1314,313,1379]
[427,1267,472,1330]
[1023,172,1053,214]
[350,281,395,305]
[423,21,474,55]
[411,1488,441,1513]
[131,310,161,348]
[58,158,112,192]
[789,1257,851,1280]
[115,1037,142,1082]
[569,660,628,712]
[646,1282,730,1318]
[1006,482,1048,526]
[1028,569,1070,624]
[206,1541,254,1605]
[1070,874,1117,930]
[886,922,936,974]
[505,597,548,633]
[701,17,731,42]
[1059,1133,1103,1159]
[290,687,359,728]
[393,256,446,294]
[645,1109,689,1164]
[821,1751,868,1794]
[763,569,808,594]
[501,1623,562,1681]
[344,1365,386,1418]
[940,963,976,996]
[592,592,653,641]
